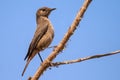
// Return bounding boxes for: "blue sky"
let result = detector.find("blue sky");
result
[0,0,120,80]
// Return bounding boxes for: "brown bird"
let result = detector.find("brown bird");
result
[22,7,56,76]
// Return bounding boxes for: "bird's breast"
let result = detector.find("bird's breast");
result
[36,21,54,51]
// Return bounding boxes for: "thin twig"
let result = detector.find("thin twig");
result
[51,50,120,66]
[30,0,92,80]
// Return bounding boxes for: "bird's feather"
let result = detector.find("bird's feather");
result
[24,22,48,60]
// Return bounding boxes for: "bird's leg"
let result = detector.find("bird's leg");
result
[38,53,43,62]
[38,53,52,70]
[48,45,57,48]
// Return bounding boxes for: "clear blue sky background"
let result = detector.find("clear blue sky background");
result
[0,0,120,80]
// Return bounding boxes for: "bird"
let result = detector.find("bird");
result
[22,7,56,76]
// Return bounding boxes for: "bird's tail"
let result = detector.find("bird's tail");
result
[22,59,31,76]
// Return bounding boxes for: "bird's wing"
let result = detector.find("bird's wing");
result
[24,22,48,60]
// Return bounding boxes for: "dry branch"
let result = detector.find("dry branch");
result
[30,0,92,80]
[51,50,120,66]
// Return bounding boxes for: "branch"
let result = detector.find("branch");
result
[51,50,120,66]
[30,0,92,80]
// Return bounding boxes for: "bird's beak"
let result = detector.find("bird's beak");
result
[51,8,56,11]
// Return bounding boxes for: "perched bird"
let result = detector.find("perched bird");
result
[22,7,56,76]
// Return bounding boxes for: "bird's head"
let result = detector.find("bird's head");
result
[36,7,56,18]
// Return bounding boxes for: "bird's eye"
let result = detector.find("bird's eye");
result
[42,9,45,11]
